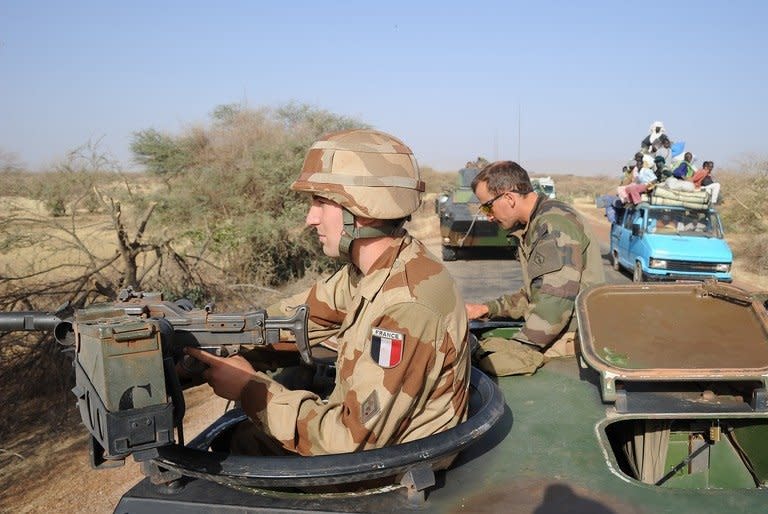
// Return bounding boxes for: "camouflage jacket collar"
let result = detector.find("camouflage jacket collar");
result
[517,193,547,244]
[352,234,411,301]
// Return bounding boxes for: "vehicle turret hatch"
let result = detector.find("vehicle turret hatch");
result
[576,281,768,411]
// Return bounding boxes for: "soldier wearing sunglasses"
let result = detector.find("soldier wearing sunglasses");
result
[465,161,605,376]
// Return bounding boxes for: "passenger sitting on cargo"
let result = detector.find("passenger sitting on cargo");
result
[619,164,635,186]
[641,121,666,152]
[644,133,671,156]
[621,153,643,179]
[692,161,721,204]
[617,155,657,204]
[666,152,697,192]
[672,152,695,179]
[651,135,673,180]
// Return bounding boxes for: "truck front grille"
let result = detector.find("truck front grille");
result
[667,260,722,273]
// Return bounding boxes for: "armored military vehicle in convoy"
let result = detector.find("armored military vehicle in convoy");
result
[123,281,768,513]
[4,280,768,513]
[436,167,515,261]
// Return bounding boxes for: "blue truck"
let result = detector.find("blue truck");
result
[610,202,733,282]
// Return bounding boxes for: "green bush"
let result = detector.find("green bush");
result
[133,103,366,287]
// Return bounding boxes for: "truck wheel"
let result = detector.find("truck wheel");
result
[442,246,457,262]
[633,261,644,282]
[611,251,620,271]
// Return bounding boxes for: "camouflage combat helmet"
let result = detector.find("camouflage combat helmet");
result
[292,129,425,258]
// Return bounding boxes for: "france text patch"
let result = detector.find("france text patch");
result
[370,328,404,368]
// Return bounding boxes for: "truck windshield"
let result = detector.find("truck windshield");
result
[645,208,722,238]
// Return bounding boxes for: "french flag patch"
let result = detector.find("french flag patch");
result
[370,328,404,368]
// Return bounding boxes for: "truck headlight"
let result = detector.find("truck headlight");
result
[715,263,731,273]
[649,258,668,269]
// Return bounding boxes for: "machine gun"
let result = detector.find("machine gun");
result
[0,288,309,469]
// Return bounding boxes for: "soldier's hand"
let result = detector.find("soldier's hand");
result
[466,303,490,320]
[185,347,258,401]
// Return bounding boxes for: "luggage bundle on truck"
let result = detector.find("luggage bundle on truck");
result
[641,185,711,209]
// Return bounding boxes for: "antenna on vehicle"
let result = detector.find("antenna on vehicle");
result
[517,103,522,162]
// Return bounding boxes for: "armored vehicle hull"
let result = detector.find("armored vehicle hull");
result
[118,359,768,513]
[117,282,768,513]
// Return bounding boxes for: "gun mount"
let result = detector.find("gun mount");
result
[0,288,310,468]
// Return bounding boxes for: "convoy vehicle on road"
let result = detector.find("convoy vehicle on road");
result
[532,176,556,199]
[436,167,515,261]
[610,202,733,282]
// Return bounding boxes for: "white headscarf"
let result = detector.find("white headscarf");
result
[642,154,655,170]
[649,121,665,144]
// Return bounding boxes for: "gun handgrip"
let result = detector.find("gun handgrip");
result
[269,305,311,365]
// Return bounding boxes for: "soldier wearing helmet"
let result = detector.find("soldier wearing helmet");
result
[187,129,470,456]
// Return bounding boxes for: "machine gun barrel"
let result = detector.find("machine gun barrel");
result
[0,311,62,331]
[0,311,74,344]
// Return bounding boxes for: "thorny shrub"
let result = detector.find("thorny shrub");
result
[133,102,365,286]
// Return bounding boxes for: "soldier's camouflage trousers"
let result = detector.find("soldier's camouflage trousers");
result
[473,331,576,377]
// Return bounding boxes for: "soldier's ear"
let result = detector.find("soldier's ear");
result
[355,216,378,228]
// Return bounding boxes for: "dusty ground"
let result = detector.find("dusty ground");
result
[1,199,764,514]
[0,386,229,513]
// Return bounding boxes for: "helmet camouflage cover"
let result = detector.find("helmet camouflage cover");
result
[291,129,425,219]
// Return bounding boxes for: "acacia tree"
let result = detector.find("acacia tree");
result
[131,102,367,286]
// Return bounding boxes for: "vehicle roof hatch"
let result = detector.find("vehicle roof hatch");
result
[576,281,768,414]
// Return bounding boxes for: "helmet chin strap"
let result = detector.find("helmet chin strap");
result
[338,209,407,261]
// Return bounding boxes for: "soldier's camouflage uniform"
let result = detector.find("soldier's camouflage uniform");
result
[478,195,605,373]
[237,234,470,456]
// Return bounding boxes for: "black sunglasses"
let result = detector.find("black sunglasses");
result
[479,190,513,215]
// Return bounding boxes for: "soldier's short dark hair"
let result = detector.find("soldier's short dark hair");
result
[472,160,534,196]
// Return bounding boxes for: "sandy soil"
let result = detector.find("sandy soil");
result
[0,386,229,514]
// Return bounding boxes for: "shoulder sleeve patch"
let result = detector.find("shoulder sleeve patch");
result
[370,328,404,368]
[528,237,564,280]
[360,390,380,425]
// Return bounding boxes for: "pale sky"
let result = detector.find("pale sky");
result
[1,1,766,175]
